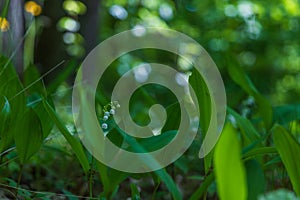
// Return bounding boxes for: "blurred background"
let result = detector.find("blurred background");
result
[31,0,300,106]
[0,0,300,199]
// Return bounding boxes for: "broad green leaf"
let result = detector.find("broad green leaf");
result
[43,100,90,174]
[189,68,213,174]
[96,161,110,196]
[273,125,300,196]
[23,64,45,95]
[14,109,43,163]
[0,96,13,152]
[245,159,266,200]
[0,96,11,131]
[214,123,247,200]
[0,56,26,152]
[227,57,272,129]
[27,94,54,138]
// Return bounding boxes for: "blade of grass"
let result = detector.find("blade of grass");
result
[227,55,273,129]
[115,126,182,200]
[43,100,90,174]
[189,68,213,174]
[242,147,277,161]
[189,173,214,200]
[273,125,300,196]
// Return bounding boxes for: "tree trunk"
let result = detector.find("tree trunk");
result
[2,0,25,77]
[80,0,101,53]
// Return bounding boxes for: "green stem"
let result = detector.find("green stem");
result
[203,191,207,200]
[23,17,36,69]
[89,156,94,198]
[151,182,160,200]
[15,163,23,199]
[189,173,214,200]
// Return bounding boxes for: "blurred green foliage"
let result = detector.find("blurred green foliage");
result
[0,0,300,199]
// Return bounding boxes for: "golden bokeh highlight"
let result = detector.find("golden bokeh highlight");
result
[25,1,42,16]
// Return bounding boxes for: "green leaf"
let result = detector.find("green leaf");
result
[214,123,247,200]
[245,159,266,200]
[108,168,128,193]
[273,125,300,196]
[115,126,182,200]
[14,109,43,163]
[161,102,181,133]
[242,147,277,161]
[27,94,54,138]
[130,183,141,200]
[0,0,10,17]
[0,56,26,152]
[189,173,215,200]
[129,130,177,153]
[189,68,213,174]
[62,189,79,200]
[189,68,211,136]
[263,156,281,167]
[227,57,273,129]
[1,96,10,114]
[241,131,273,156]
[23,64,45,95]
[155,169,182,200]
[97,160,128,199]
[273,104,300,125]
[174,156,189,174]
[0,96,14,153]
[96,161,111,197]
[23,21,37,69]
[227,107,260,145]
[43,100,90,174]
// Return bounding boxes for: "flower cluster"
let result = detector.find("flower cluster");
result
[100,101,120,130]
[0,17,9,32]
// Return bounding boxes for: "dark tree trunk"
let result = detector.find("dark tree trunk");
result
[2,0,25,77]
[79,0,101,53]
[36,0,66,77]
[36,0,101,85]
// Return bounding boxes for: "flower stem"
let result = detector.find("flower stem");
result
[15,164,24,199]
